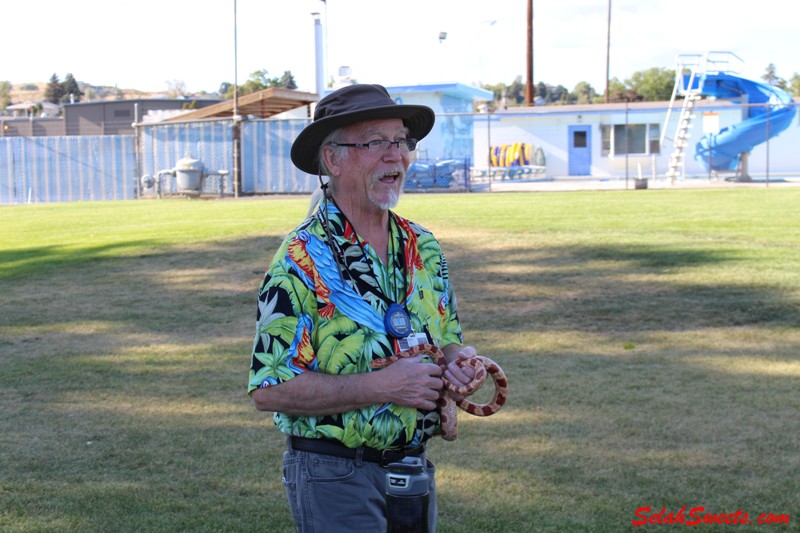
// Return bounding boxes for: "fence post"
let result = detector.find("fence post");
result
[765,102,771,187]
[232,119,242,197]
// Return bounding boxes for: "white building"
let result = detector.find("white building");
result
[473,98,798,181]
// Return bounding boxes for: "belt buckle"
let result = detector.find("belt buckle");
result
[380,448,404,467]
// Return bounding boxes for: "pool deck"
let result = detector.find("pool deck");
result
[474,176,800,193]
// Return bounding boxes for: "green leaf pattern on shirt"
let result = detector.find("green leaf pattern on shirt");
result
[248,203,462,449]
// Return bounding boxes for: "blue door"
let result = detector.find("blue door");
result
[568,125,591,176]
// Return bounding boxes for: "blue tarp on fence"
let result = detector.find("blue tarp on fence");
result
[1,135,136,204]
[241,119,316,194]
[0,117,472,204]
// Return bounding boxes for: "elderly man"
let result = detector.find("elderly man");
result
[249,84,478,532]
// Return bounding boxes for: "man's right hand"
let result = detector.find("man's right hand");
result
[376,354,443,411]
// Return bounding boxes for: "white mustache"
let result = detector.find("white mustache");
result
[371,169,406,184]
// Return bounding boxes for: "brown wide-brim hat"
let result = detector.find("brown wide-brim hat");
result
[290,84,435,175]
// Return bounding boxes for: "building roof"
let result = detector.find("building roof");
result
[63,97,223,108]
[162,88,319,122]
[487,98,749,118]
[7,101,60,111]
[386,83,494,102]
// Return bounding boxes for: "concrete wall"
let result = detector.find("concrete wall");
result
[0,118,65,137]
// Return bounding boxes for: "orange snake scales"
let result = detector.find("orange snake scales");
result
[370,344,508,441]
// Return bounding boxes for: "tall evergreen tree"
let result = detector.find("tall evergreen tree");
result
[277,71,297,90]
[44,73,65,104]
[506,77,525,105]
[535,81,549,102]
[61,73,83,103]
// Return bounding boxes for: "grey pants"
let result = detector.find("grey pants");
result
[282,439,437,532]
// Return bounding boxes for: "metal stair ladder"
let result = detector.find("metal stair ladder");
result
[661,54,704,183]
[665,91,701,182]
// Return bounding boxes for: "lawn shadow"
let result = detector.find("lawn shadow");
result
[0,240,165,280]
[445,241,799,333]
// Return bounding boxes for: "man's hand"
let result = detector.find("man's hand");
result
[442,345,478,402]
[378,354,443,411]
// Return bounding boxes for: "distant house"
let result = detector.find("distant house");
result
[1,101,64,136]
[6,101,61,118]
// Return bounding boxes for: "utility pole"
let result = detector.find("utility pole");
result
[525,0,535,106]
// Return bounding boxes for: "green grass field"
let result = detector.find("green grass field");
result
[2,189,799,532]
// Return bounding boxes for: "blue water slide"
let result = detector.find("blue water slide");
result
[691,73,796,172]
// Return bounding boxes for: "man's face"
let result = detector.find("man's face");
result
[334,118,411,211]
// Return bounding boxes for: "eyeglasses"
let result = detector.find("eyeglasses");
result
[329,138,418,153]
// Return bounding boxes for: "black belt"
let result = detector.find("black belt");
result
[289,436,425,467]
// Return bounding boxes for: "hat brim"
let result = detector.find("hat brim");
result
[290,104,435,176]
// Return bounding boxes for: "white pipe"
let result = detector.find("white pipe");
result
[313,13,324,98]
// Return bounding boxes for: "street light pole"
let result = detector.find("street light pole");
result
[605,0,612,103]
[232,0,241,119]
[525,0,534,106]
[232,0,241,196]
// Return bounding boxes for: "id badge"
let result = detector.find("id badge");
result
[397,332,430,352]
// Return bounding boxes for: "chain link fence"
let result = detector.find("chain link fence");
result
[2,102,798,205]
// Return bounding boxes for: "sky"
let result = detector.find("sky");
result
[4,0,800,96]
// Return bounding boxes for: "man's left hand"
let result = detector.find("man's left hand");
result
[441,345,478,401]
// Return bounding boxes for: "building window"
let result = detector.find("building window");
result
[648,123,661,154]
[601,123,660,156]
[113,109,131,118]
[573,130,587,148]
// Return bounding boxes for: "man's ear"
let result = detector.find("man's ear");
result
[321,146,340,177]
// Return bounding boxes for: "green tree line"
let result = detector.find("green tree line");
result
[482,64,800,110]
[4,63,799,113]
[218,69,297,99]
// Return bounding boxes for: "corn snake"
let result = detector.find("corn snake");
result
[369,343,508,441]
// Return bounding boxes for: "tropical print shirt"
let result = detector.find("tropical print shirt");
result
[248,200,463,449]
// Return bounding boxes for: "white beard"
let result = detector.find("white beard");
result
[368,172,404,210]
[369,186,401,210]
